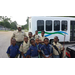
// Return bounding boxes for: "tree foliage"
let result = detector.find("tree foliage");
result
[21,17,29,30]
[0,16,17,30]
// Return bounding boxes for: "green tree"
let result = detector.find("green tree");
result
[0,16,18,30]
[5,21,11,28]
[21,17,29,30]
[10,21,17,30]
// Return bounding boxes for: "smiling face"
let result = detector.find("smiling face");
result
[44,39,49,45]
[28,32,32,38]
[24,37,28,43]
[41,31,45,37]
[35,31,38,35]
[11,39,16,46]
[54,36,58,43]
[30,40,35,46]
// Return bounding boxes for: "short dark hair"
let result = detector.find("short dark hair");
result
[41,30,45,33]
[12,38,16,41]
[28,32,32,35]
[30,39,35,43]
[24,36,28,38]
[44,38,49,41]
[54,36,58,39]
[35,38,39,40]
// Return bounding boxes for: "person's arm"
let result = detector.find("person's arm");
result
[48,47,53,58]
[26,55,31,58]
[16,46,21,58]
[40,46,47,58]
[26,47,31,58]
[6,47,10,58]
[42,54,46,58]
[48,53,52,58]
[39,40,44,44]
[21,52,25,58]
[32,34,35,37]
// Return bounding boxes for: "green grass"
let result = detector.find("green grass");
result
[24,30,28,32]
[0,30,9,32]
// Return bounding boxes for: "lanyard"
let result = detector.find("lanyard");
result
[37,45,40,58]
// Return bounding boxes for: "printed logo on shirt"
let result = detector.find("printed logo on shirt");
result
[21,44,23,46]
[44,49,46,50]
[31,50,33,51]
[59,46,61,48]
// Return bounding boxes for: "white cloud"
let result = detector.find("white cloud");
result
[8,16,27,25]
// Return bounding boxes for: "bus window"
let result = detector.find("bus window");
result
[54,20,60,31]
[46,20,52,31]
[61,21,67,31]
[37,20,44,31]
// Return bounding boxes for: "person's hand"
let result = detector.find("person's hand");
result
[23,56,25,58]
[45,57,49,58]
[32,34,35,37]
[63,47,65,50]
[38,50,41,52]
[62,47,65,51]
[26,55,31,58]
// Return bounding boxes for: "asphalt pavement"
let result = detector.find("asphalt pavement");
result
[0,31,13,58]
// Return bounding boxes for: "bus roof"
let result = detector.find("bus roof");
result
[29,16,75,20]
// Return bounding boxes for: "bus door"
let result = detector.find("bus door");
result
[70,21,75,41]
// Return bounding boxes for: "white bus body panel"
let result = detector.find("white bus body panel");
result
[28,16,75,42]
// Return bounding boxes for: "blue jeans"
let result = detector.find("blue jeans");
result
[21,54,27,58]
[53,55,60,58]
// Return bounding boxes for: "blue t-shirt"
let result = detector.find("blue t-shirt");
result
[26,44,40,57]
[6,45,20,58]
[41,44,53,55]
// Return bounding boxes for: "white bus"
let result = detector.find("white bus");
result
[28,16,75,43]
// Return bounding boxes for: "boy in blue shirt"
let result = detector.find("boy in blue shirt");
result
[26,39,41,58]
[41,38,53,58]
[6,39,20,58]
[35,38,42,58]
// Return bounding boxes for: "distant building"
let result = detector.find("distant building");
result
[0,25,10,30]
